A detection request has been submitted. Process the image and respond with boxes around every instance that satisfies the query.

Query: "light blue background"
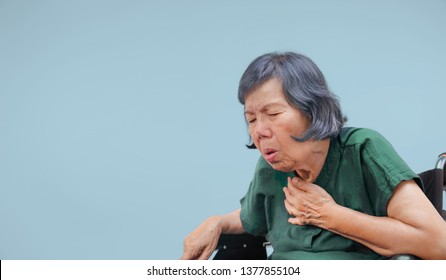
[1,0,445,259]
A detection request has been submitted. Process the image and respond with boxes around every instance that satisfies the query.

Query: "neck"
[294,139,330,182]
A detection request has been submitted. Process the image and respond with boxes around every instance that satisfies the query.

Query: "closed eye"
[268,112,282,117]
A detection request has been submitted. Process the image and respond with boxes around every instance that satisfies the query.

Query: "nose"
[254,118,272,140]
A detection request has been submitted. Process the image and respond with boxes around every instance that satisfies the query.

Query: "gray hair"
[238,52,347,145]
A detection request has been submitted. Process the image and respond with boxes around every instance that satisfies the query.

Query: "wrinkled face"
[244,78,313,173]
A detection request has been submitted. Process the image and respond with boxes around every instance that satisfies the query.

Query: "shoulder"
[339,127,417,183]
[339,127,389,146]
[338,127,394,154]
[338,127,404,168]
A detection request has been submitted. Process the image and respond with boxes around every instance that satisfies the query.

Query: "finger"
[292,177,310,192]
[285,182,307,202]
[180,251,195,260]
[284,199,297,216]
[289,177,305,192]
[197,252,210,260]
[288,216,303,225]
[197,246,216,260]
[291,176,300,186]
[286,177,299,195]
[283,186,292,200]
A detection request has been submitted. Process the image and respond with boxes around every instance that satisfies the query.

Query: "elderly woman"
[181,52,446,260]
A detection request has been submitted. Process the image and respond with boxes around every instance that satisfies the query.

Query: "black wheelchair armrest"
[212,233,268,260]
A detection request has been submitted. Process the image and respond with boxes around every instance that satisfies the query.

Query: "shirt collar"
[314,135,341,188]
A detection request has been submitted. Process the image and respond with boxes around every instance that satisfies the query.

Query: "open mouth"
[263,148,278,162]
[265,149,276,155]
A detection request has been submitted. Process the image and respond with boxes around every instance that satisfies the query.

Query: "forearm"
[325,205,406,256]
[325,204,445,259]
[217,208,245,234]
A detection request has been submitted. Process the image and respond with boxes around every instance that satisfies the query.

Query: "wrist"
[214,209,244,234]
[206,215,224,234]
[324,203,344,232]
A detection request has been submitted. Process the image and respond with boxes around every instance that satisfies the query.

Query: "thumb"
[292,177,310,192]
[180,252,192,260]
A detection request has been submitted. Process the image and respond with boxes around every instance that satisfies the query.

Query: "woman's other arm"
[180,209,245,260]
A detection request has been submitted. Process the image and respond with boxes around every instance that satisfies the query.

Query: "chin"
[268,161,294,173]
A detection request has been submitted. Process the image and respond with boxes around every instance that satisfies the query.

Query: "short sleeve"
[359,129,422,216]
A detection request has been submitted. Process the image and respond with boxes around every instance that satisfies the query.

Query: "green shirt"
[240,128,422,260]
